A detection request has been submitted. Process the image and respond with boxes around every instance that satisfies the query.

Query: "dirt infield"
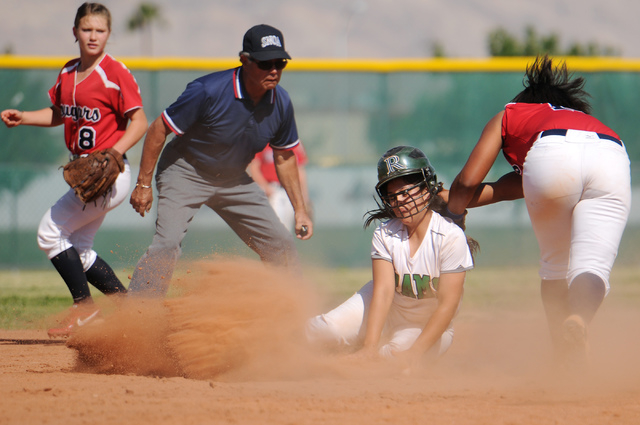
[2,261,640,425]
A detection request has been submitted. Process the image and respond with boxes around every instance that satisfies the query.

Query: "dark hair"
[511,55,592,114]
[74,2,111,31]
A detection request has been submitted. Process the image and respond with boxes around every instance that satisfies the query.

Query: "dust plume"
[67,298,180,376]
[68,258,640,395]
[68,258,362,380]
[163,258,325,381]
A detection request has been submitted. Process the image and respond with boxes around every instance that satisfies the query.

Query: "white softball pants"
[267,182,295,233]
[306,280,454,358]
[37,162,131,271]
[522,130,631,293]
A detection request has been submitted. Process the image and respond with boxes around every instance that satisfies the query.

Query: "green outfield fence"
[1,56,638,270]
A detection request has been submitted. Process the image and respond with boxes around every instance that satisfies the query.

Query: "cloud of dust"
[67,298,181,376]
[67,258,640,395]
[424,301,640,398]
[68,258,383,381]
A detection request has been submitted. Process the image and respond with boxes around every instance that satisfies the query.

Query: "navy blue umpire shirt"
[161,67,300,179]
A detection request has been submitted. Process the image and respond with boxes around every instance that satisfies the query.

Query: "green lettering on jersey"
[395,273,436,299]
[413,274,431,299]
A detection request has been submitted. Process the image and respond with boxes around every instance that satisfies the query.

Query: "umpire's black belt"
[540,128,622,147]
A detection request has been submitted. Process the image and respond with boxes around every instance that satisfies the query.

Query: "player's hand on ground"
[392,348,423,375]
[130,185,153,217]
[1,109,23,127]
[342,346,380,363]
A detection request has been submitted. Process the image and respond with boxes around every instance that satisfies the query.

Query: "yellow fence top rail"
[2,55,640,72]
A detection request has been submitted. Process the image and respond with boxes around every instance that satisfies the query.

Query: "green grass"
[0,295,69,329]
[1,270,101,329]
[3,264,639,330]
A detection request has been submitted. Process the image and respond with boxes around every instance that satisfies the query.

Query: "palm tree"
[127,2,165,56]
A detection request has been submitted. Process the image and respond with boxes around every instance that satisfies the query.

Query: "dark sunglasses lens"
[256,59,287,70]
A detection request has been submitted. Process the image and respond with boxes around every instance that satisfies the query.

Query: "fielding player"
[306,146,477,370]
[128,24,312,297]
[446,55,631,368]
[0,2,147,337]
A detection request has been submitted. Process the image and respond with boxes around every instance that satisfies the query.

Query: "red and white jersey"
[48,54,143,155]
[501,102,619,173]
[255,143,308,184]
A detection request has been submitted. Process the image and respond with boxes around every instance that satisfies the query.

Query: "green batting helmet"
[375,146,439,199]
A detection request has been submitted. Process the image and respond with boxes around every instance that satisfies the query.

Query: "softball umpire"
[129,24,312,297]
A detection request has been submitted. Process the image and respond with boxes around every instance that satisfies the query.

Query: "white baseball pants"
[522,129,631,293]
[37,162,131,271]
[306,280,454,358]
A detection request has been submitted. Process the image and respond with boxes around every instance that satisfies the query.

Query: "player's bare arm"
[130,116,172,217]
[273,147,313,239]
[1,106,62,128]
[110,108,148,156]
[400,271,465,367]
[466,172,524,208]
[448,111,504,215]
[357,259,396,356]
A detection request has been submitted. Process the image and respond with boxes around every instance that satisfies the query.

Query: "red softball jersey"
[501,102,619,174]
[48,54,143,156]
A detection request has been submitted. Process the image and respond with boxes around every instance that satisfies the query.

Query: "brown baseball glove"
[63,148,125,206]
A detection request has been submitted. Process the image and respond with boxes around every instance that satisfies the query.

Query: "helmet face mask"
[375,146,439,218]
[378,178,431,219]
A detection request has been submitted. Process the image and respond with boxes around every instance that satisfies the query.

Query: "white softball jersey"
[307,212,474,358]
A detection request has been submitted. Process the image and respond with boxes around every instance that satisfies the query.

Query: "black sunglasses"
[250,57,288,71]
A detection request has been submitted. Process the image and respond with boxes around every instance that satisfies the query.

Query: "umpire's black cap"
[242,24,291,61]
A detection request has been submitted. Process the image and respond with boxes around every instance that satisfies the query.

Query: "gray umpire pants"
[128,150,299,297]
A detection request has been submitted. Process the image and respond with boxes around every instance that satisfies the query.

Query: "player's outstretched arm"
[467,172,524,208]
[448,111,504,215]
[1,106,62,128]
[395,271,465,371]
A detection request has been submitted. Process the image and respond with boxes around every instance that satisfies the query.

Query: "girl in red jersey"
[445,55,631,369]
[1,3,147,337]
